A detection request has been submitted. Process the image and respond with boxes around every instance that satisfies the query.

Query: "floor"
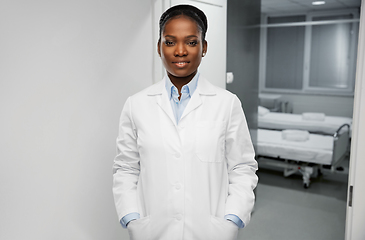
[238,159,349,240]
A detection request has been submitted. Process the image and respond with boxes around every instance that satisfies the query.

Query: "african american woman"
[113,4,258,240]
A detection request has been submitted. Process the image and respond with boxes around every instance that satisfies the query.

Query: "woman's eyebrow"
[185,35,198,39]
[164,35,176,38]
[163,35,198,39]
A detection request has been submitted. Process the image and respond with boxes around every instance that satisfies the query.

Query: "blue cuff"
[120,212,140,228]
[224,214,245,228]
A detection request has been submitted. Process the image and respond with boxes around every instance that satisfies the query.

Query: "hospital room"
[242,0,360,239]
[1,0,365,240]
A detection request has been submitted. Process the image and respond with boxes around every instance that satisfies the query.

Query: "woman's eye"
[164,41,174,46]
[188,41,198,46]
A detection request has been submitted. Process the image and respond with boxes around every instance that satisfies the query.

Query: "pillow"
[302,112,325,121]
[282,130,310,142]
[258,106,270,116]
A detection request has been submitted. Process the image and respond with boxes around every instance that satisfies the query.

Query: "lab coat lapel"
[147,79,176,126]
[180,76,216,122]
[180,89,202,121]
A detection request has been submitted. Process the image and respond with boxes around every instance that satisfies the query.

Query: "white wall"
[0,0,154,239]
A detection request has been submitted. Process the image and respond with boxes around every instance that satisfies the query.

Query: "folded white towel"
[282,130,310,142]
[302,112,326,121]
[258,106,270,116]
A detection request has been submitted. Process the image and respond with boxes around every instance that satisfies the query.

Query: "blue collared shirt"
[165,72,199,124]
[120,72,244,229]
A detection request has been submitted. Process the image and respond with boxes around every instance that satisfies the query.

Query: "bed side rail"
[331,123,350,167]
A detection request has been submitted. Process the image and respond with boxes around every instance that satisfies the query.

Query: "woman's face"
[158,16,207,81]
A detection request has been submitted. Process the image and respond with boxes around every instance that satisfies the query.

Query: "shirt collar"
[165,72,200,99]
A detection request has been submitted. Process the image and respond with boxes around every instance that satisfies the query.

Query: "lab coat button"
[176,214,183,221]
[175,153,181,158]
[175,184,181,190]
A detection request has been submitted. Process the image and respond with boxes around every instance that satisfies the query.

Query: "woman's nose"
[174,43,187,56]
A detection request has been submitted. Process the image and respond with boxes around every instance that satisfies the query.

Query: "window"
[309,14,354,90]
[260,9,359,95]
[266,15,305,90]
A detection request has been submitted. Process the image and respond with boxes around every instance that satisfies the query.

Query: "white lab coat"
[113,76,258,240]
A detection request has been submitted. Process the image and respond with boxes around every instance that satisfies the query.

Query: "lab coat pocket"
[196,121,226,162]
[210,216,239,240]
[127,216,151,240]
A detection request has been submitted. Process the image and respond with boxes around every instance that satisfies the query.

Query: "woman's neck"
[167,71,197,94]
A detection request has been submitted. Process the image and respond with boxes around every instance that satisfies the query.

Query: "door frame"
[345,1,365,239]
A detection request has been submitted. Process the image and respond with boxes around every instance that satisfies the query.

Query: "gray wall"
[278,93,354,118]
[226,0,261,144]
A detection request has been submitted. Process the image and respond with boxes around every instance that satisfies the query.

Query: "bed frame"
[256,124,350,188]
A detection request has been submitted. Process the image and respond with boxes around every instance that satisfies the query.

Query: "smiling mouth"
[173,61,190,67]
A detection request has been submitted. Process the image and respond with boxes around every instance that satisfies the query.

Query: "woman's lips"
[173,61,189,68]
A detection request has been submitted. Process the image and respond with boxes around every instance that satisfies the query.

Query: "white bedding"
[258,111,352,136]
[256,129,334,165]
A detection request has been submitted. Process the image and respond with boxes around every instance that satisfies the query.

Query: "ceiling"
[261,0,361,14]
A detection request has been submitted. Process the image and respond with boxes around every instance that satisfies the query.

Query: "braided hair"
[158,4,208,42]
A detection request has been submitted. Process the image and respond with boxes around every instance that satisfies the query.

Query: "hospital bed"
[256,123,350,188]
[258,106,352,136]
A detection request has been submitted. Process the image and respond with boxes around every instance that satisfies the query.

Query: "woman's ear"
[157,41,161,57]
[202,40,208,57]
